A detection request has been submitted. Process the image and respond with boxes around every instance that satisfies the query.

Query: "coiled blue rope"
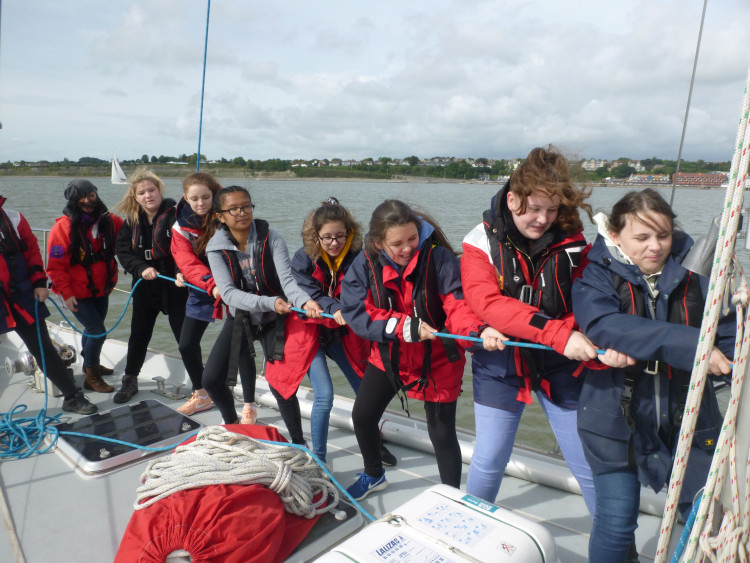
[0,288,198,460]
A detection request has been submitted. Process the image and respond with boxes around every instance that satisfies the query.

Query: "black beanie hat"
[64,179,98,202]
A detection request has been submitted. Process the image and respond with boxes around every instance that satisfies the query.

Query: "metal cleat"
[151,376,187,400]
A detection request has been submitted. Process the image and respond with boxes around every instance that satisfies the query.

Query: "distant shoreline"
[0,167,730,190]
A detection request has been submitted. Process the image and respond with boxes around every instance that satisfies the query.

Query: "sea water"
[1,176,740,450]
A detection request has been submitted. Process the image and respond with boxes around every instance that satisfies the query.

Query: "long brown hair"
[182,172,223,255]
[509,145,592,234]
[365,199,455,256]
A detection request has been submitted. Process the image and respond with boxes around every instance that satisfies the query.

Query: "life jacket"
[152,207,177,263]
[70,217,118,297]
[363,237,460,408]
[0,209,29,300]
[218,219,286,382]
[482,208,584,317]
[482,207,585,394]
[613,270,714,461]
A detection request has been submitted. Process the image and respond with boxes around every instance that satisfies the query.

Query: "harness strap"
[227,311,255,388]
[620,373,639,468]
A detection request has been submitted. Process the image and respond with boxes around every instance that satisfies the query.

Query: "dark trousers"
[202,315,257,423]
[124,283,185,376]
[269,385,305,444]
[352,363,462,487]
[178,316,210,391]
[71,296,109,368]
[14,312,78,399]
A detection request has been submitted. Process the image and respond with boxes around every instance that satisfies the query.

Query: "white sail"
[111,155,128,184]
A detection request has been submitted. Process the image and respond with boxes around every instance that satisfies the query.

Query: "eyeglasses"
[220,204,255,217]
[319,234,347,245]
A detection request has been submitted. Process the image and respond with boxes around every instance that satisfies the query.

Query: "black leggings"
[352,363,462,487]
[202,315,257,423]
[14,312,78,400]
[269,385,305,445]
[178,316,209,391]
[124,283,185,376]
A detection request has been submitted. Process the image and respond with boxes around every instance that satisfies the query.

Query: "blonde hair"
[115,167,165,224]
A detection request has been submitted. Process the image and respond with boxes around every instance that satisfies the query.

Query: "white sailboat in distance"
[111,154,128,184]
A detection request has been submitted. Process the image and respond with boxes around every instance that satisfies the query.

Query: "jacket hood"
[587,211,694,280]
[379,217,435,271]
[176,197,203,229]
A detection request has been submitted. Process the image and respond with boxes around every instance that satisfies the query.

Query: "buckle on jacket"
[644,360,659,375]
[519,285,533,305]
[144,249,153,260]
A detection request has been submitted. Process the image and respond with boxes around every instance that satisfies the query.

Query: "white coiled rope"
[134,426,339,519]
[654,63,750,562]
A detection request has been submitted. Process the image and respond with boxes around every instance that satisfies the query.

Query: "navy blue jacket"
[573,230,733,501]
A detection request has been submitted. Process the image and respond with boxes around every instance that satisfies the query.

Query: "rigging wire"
[196,0,210,172]
[668,0,708,208]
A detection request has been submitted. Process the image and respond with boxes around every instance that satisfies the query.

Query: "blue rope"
[289,306,606,354]
[157,273,208,294]
[257,439,376,522]
[671,495,701,562]
[46,277,144,338]
[0,291,196,460]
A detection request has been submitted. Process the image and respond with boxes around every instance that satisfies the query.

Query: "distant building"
[582,158,608,171]
[628,174,670,184]
[673,172,727,186]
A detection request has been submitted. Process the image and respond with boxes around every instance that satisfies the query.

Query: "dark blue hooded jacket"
[572,227,733,505]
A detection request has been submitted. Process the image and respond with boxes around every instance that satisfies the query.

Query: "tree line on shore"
[1,153,731,182]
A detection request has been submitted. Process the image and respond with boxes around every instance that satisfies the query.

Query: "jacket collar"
[587,212,694,287]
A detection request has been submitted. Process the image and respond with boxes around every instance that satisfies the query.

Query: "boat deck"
[0,327,683,562]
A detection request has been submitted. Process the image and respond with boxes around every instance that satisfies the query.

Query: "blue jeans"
[589,470,641,562]
[71,296,109,368]
[467,393,596,516]
[308,339,362,461]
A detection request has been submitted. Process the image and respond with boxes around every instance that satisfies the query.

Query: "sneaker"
[240,403,258,424]
[62,391,98,415]
[380,443,397,467]
[177,392,213,415]
[346,470,388,501]
[113,375,139,404]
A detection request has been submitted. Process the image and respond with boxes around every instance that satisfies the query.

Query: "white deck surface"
[0,327,682,562]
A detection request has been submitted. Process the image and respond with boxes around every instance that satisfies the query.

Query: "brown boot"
[83,366,114,393]
[98,364,114,376]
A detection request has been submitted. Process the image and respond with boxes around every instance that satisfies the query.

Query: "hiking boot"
[241,403,258,424]
[62,391,98,415]
[380,443,397,466]
[346,470,388,501]
[113,375,139,404]
[177,391,214,415]
[83,366,114,393]
[98,364,114,376]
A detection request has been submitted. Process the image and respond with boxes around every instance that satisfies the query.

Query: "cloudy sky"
[1,0,749,163]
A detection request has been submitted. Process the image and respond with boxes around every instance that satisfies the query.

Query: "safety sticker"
[417,503,489,546]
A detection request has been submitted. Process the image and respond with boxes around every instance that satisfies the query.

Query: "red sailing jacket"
[341,222,484,403]
[0,199,50,331]
[46,213,123,300]
[263,247,369,399]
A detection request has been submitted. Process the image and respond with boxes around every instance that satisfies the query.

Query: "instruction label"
[417,502,490,546]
